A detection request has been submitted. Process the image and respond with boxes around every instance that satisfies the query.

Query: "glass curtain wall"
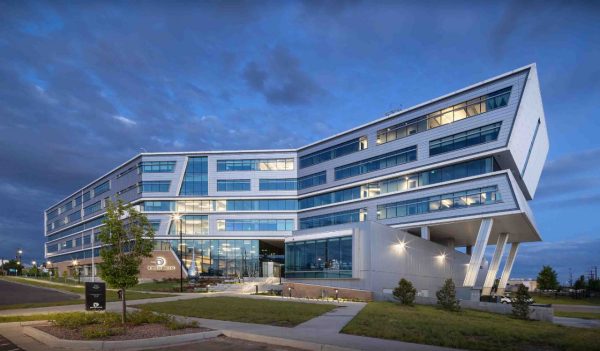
[164,239,260,277]
[285,236,352,278]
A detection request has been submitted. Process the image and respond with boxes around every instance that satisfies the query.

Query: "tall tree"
[536,265,559,291]
[97,200,155,324]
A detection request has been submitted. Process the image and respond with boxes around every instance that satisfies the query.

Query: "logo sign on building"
[147,256,176,271]
[85,282,106,311]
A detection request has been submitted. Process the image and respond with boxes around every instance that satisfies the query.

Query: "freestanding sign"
[85,282,106,311]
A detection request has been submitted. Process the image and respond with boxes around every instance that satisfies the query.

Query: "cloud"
[243,46,326,105]
[112,115,137,126]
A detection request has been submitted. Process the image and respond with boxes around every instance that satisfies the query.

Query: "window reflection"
[285,236,352,278]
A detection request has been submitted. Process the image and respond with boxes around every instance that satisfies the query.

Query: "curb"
[23,325,223,351]
[222,330,356,351]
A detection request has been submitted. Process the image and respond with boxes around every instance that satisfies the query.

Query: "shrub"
[393,279,417,306]
[81,325,117,339]
[512,284,531,320]
[436,279,460,312]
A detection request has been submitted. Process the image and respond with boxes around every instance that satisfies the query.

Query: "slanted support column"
[482,233,509,296]
[421,226,430,240]
[463,218,493,287]
[496,243,520,296]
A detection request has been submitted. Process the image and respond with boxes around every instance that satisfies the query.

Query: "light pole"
[72,259,80,284]
[172,214,183,293]
[16,249,23,276]
[32,261,37,278]
[47,260,52,279]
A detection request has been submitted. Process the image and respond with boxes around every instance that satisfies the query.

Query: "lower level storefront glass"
[165,239,260,277]
[285,236,352,278]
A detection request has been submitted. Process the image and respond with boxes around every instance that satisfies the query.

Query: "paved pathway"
[552,304,600,313]
[0,292,461,351]
[0,280,79,306]
[553,316,600,329]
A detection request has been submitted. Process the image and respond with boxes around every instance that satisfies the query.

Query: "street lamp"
[32,261,37,278]
[172,214,183,293]
[16,249,23,276]
[72,259,80,284]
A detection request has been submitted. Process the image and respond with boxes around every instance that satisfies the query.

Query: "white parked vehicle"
[498,295,534,304]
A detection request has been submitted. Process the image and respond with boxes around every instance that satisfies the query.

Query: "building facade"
[44,64,548,298]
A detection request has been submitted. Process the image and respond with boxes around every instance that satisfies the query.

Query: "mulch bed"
[35,323,212,341]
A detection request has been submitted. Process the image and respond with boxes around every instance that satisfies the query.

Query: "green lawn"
[139,296,337,327]
[341,302,600,351]
[0,277,172,310]
[0,313,67,323]
[533,294,600,306]
[132,280,191,293]
[554,311,600,320]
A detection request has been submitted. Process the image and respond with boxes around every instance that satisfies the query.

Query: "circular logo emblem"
[155,257,166,267]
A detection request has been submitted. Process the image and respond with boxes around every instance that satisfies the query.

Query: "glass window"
[334,146,417,180]
[169,215,208,236]
[259,178,297,191]
[83,202,101,216]
[285,236,352,279]
[299,136,367,169]
[180,157,208,196]
[93,181,110,197]
[140,181,171,193]
[299,208,366,230]
[217,158,294,171]
[298,171,326,190]
[216,219,295,231]
[142,201,175,212]
[377,87,511,145]
[138,161,176,173]
[217,179,251,192]
[377,186,501,220]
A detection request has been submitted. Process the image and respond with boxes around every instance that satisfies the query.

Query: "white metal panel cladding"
[296,71,528,195]
[296,173,518,225]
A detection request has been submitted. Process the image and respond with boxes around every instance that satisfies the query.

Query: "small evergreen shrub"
[436,279,460,312]
[393,278,417,306]
[512,284,531,320]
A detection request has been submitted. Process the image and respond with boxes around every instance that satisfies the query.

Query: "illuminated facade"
[45,64,548,297]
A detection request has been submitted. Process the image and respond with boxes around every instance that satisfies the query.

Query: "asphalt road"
[0,279,79,306]
[0,334,24,351]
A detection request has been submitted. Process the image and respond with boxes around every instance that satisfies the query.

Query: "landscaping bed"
[33,311,207,340]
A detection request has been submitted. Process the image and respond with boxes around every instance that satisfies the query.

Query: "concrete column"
[421,226,430,240]
[481,233,509,296]
[463,218,493,287]
[496,243,519,295]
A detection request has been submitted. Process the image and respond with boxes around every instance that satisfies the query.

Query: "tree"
[393,278,417,305]
[1,259,23,276]
[512,284,531,320]
[436,279,460,312]
[97,199,155,324]
[536,265,559,291]
[574,275,587,290]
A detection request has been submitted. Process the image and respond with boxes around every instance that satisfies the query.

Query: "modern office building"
[44,64,548,299]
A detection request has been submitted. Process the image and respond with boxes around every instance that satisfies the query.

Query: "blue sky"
[0,1,599,283]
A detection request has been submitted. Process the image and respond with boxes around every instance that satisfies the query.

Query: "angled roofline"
[46,64,535,212]
[297,63,535,151]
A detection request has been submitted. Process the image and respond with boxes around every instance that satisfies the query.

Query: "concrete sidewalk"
[1,294,461,351]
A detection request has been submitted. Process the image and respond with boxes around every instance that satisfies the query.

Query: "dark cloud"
[243,46,326,105]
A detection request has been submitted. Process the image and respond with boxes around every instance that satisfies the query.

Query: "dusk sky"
[1,1,599,283]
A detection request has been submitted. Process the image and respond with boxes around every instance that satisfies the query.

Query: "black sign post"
[85,282,106,311]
